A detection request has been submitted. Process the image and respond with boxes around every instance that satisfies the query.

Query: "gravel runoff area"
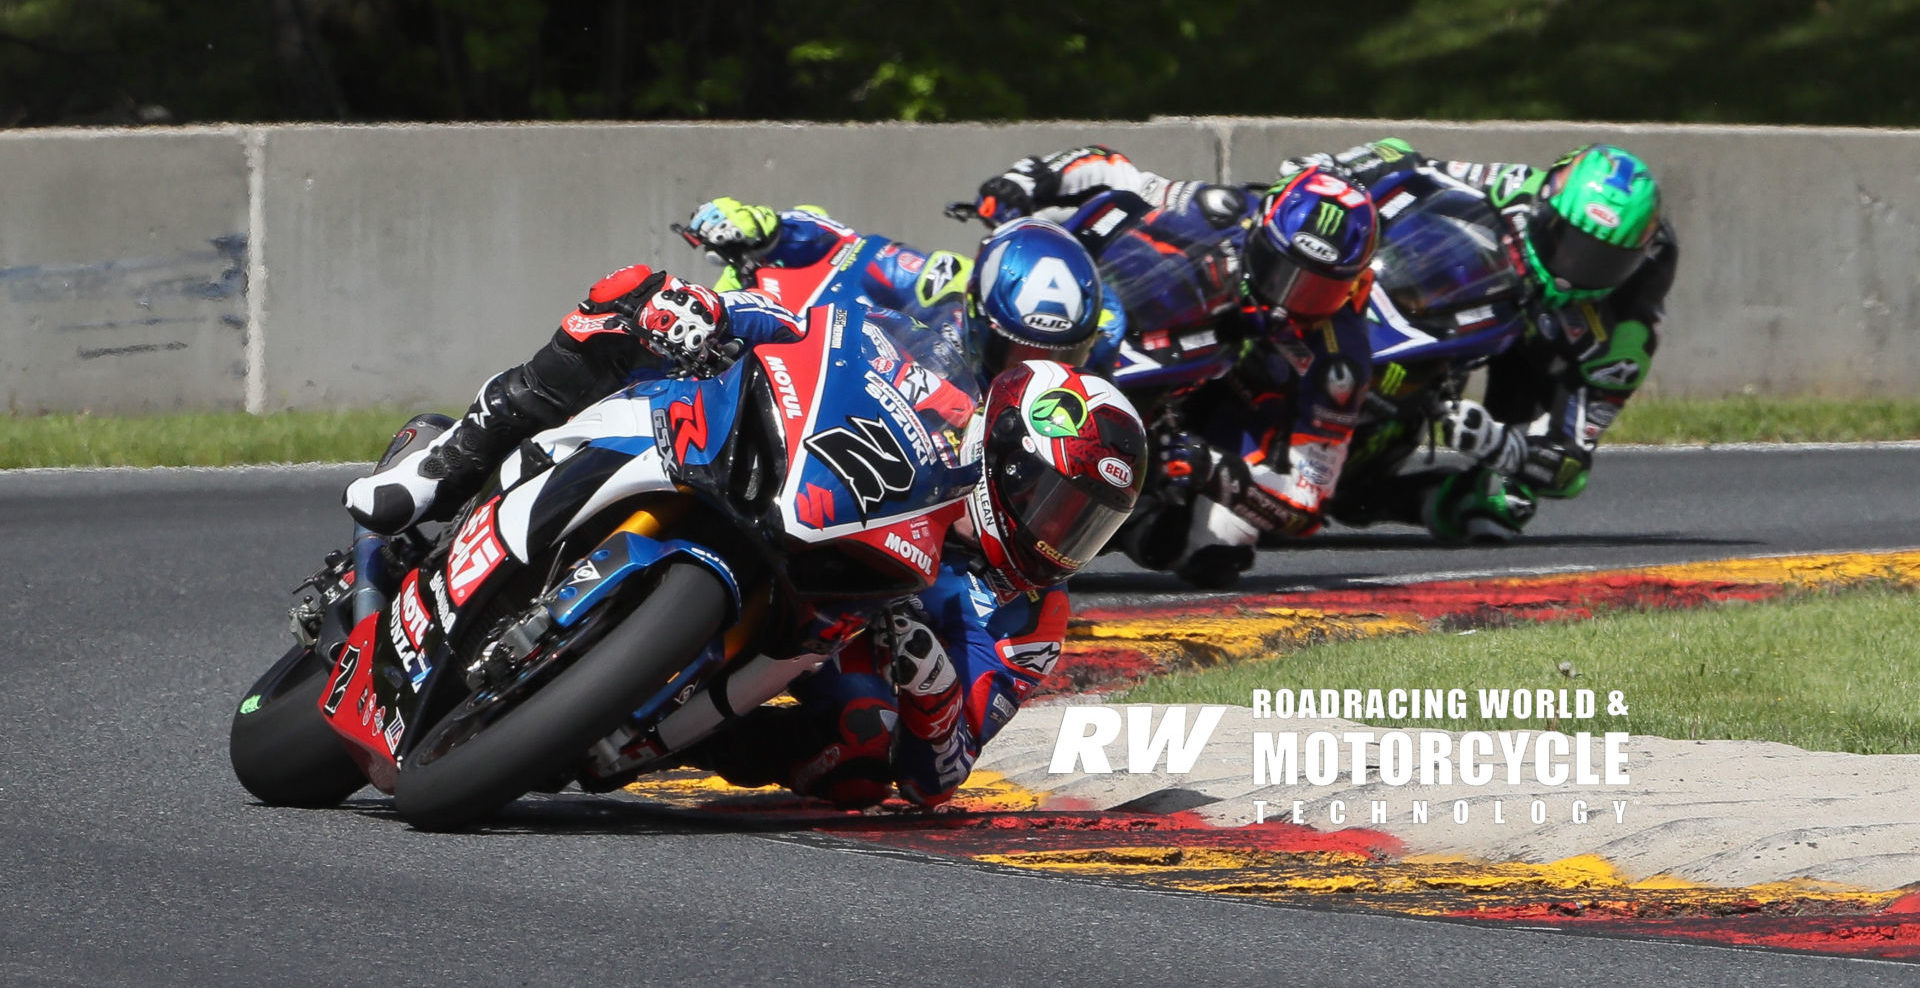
[978,703,1920,891]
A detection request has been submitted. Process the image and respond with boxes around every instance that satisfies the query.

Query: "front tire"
[230,644,369,808]
[392,561,729,831]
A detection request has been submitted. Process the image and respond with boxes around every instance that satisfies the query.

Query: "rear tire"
[230,644,368,808]
[392,561,729,831]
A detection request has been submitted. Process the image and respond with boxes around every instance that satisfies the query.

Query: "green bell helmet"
[1522,145,1661,308]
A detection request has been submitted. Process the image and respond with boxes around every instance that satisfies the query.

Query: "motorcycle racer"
[697,361,1146,807]
[1322,139,1676,541]
[683,196,1122,379]
[972,146,1379,587]
[343,263,1147,811]
[343,265,804,536]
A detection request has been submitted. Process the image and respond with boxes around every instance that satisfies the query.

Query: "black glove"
[974,156,1057,226]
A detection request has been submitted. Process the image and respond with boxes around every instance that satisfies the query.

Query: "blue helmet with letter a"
[968,217,1105,371]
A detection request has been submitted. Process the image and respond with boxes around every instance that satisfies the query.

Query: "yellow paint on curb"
[623,768,1047,812]
[1629,548,1920,587]
[975,845,1907,916]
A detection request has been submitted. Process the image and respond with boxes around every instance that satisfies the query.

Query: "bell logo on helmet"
[1097,456,1135,489]
[1291,233,1340,264]
[1011,255,1085,332]
[1028,388,1088,439]
[1584,202,1621,229]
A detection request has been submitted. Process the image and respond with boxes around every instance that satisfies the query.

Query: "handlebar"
[944,201,993,230]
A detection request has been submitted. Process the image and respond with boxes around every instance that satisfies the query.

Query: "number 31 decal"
[1304,172,1369,208]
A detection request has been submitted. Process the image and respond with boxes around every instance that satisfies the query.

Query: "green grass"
[0,408,437,469]
[1122,586,1920,755]
[0,395,1916,469]
[1607,396,1920,444]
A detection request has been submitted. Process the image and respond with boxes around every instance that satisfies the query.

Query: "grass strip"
[1606,395,1920,444]
[0,408,436,468]
[1121,586,1920,755]
[1,396,1917,469]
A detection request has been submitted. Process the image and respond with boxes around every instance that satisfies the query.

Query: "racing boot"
[343,369,564,534]
[1422,466,1537,544]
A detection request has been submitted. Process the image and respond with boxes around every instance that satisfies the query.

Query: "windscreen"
[1374,189,1522,319]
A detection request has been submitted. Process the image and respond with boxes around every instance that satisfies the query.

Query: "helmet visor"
[1244,232,1357,318]
[998,457,1133,585]
[1528,199,1647,293]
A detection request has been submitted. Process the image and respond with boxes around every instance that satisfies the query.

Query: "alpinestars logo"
[915,252,965,308]
[804,417,917,517]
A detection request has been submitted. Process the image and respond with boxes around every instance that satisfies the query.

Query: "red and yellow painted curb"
[1055,548,1920,693]
[625,549,1920,961]
[626,767,1920,962]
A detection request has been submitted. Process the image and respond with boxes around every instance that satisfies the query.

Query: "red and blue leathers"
[718,208,1128,381]
[743,555,1067,808]
[344,265,806,535]
[1000,148,1372,572]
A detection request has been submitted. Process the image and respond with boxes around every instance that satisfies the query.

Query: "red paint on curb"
[1074,576,1784,626]
[1452,903,1920,962]
[830,810,1406,861]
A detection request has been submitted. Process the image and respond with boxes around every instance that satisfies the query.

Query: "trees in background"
[2,0,1915,127]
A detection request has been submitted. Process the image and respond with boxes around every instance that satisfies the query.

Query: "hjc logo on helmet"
[1290,233,1340,264]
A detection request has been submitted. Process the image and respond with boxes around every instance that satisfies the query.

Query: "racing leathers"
[1327,138,1679,539]
[687,199,1128,380]
[977,146,1372,585]
[698,556,1068,808]
[343,265,803,535]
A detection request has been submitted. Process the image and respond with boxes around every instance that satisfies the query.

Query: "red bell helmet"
[967,360,1147,595]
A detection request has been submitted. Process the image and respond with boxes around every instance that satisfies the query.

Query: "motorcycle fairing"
[761,303,975,590]
[1063,190,1245,392]
[321,612,421,792]
[1363,171,1529,368]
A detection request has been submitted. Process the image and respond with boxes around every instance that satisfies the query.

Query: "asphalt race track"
[3,447,1918,987]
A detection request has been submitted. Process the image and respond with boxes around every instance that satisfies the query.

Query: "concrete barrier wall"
[0,128,251,413]
[256,122,1214,410]
[2,118,1917,412]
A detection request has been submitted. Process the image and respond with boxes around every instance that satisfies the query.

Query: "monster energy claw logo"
[1314,202,1345,237]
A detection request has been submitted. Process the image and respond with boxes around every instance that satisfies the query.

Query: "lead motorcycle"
[228,300,980,830]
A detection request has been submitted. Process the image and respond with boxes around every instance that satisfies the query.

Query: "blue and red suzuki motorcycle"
[228,302,979,830]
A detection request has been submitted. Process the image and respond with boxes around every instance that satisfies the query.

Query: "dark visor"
[1244,233,1356,318]
[1528,200,1647,292]
[1000,463,1132,583]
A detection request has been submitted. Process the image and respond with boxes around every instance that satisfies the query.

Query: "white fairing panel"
[496,392,684,552]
